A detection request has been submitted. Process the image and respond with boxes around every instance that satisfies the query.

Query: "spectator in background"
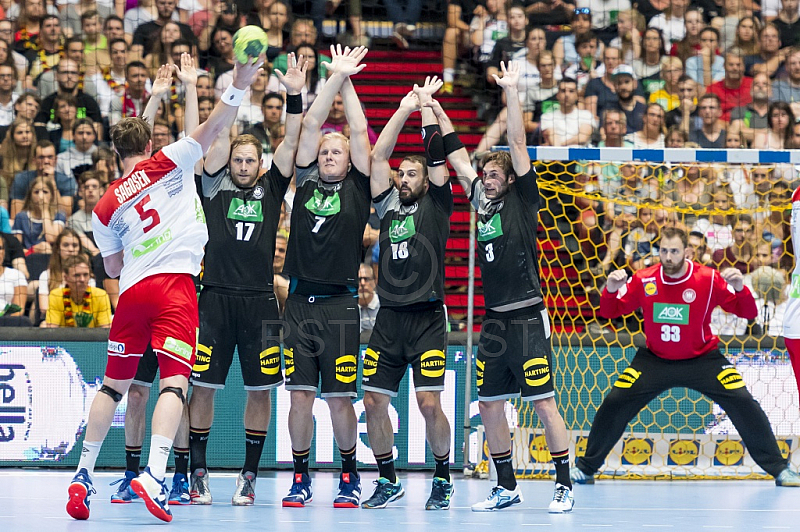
[634,28,667,90]
[692,184,735,251]
[584,46,623,121]
[730,16,761,55]
[272,19,331,77]
[712,214,755,273]
[610,9,646,65]
[443,0,486,93]
[37,37,87,107]
[523,51,560,144]
[792,121,800,148]
[564,32,602,95]
[554,8,601,71]
[196,73,214,100]
[772,47,800,116]
[758,181,792,270]
[198,96,214,124]
[752,101,795,149]
[66,172,102,256]
[144,22,185,79]
[649,0,690,44]
[61,2,114,40]
[629,103,666,147]
[685,27,725,88]
[0,118,35,190]
[666,125,688,146]
[728,72,771,147]
[665,75,700,134]
[320,93,379,144]
[670,7,704,63]
[13,177,65,254]
[0,238,27,324]
[0,64,19,127]
[37,228,93,321]
[109,61,149,126]
[56,118,97,181]
[525,0,575,28]
[35,59,103,138]
[486,3,527,87]
[662,164,711,226]
[610,64,646,133]
[84,39,129,120]
[626,203,673,271]
[773,0,800,49]
[0,20,29,80]
[151,118,174,153]
[763,0,800,22]
[578,0,632,44]
[687,230,711,265]
[11,140,75,219]
[124,0,159,37]
[267,42,325,113]
[132,0,197,58]
[91,146,119,186]
[244,92,283,161]
[103,15,126,44]
[690,93,727,147]
[744,24,785,79]
[717,0,750,52]
[540,78,595,147]
[25,15,63,84]
[385,0,422,49]
[649,56,683,111]
[81,10,111,72]
[45,254,111,329]
[206,26,236,82]
[358,262,379,332]
[470,0,508,72]
[264,1,291,61]
[706,51,752,122]
[750,265,788,336]
[236,68,268,132]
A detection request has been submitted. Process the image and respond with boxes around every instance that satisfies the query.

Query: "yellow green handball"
[233,26,269,65]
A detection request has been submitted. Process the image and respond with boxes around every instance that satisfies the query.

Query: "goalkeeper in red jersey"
[570,226,800,487]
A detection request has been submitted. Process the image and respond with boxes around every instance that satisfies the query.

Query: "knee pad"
[99,384,123,403]
[160,386,186,404]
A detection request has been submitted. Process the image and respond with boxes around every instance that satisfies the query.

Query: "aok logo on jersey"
[389,216,416,243]
[305,190,341,216]
[477,213,503,242]
[227,198,264,222]
[652,303,689,325]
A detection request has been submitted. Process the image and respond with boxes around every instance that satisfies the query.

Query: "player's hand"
[492,61,520,91]
[606,269,628,293]
[413,75,444,104]
[275,52,308,95]
[232,52,267,90]
[175,52,197,87]
[721,267,744,292]
[422,98,446,118]
[328,44,368,77]
[151,64,173,98]
[399,90,420,112]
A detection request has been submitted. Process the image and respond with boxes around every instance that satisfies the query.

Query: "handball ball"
[233,26,269,65]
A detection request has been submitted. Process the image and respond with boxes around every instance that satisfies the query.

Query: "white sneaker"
[471,485,523,512]
[232,471,257,506]
[548,483,574,513]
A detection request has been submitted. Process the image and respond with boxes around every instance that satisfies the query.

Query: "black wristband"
[443,132,465,156]
[423,125,446,167]
[286,94,303,114]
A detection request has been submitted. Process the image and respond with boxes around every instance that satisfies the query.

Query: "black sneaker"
[361,477,404,509]
[425,477,453,510]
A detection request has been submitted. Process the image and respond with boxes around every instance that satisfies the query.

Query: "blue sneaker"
[362,477,404,509]
[169,473,191,505]
[425,477,454,510]
[333,472,361,508]
[570,465,595,485]
[282,473,313,507]
[66,468,96,520]
[110,470,139,503]
[471,485,523,512]
[130,467,173,522]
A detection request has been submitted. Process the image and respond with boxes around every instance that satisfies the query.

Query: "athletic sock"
[443,68,455,83]
[340,445,358,476]
[189,427,210,473]
[434,452,450,482]
[243,429,267,475]
[147,434,173,481]
[491,450,517,490]
[292,448,311,476]
[173,446,190,478]
[77,441,103,476]
[375,451,396,483]
[125,445,142,474]
[551,449,572,489]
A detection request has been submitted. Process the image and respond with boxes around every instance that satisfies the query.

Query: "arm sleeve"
[372,187,400,219]
[200,165,226,198]
[515,167,539,205]
[295,162,320,188]
[266,162,292,198]
[161,137,204,182]
[599,276,642,319]
[91,211,123,256]
[428,179,454,216]
[714,271,758,320]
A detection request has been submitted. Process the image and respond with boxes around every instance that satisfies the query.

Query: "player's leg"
[232,293,283,506]
[67,291,149,520]
[168,403,191,505]
[573,348,668,482]
[692,350,800,486]
[319,296,362,507]
[187,288,238,504]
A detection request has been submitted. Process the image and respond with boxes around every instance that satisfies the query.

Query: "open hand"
[413,75,444,104]
[175,52,197,86]
[232,52,267,89]
[492,61,520,90]
[276,52,308,94]
[327,44,368,77]
[151,64,173,98]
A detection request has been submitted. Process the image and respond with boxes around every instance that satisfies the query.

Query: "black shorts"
[191,287,283,391]
[363,305,447,397]
[283,293,359,398]
[131,345,158,387]
[477,303,555,402]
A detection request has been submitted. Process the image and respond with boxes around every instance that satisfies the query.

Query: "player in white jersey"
[66,52,266,523]
[782,186,800,399]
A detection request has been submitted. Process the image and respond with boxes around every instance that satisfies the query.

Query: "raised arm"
[296,45,368,167]
[177,53,199,136]
[271,53,308,178]
[142,64,172,127]
[370,90,419,198]
[424,98,477,195]
[492,61,530,176]
[340,77,370,175]
[190,53,265,153]
[413,76,448,187]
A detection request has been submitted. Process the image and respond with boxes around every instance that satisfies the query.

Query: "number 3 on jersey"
[134,194,160,233]
[660,325,680,342]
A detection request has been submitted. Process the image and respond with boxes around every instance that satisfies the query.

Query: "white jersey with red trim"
[599,261,757,359]
[784,187,800,338]
[92,138,208,295]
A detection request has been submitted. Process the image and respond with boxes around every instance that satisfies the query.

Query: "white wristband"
[221,85,246,107]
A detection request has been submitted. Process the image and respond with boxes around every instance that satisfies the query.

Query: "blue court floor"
[1,470,797,530]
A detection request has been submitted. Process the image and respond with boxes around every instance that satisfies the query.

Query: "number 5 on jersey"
[134,194,161,233]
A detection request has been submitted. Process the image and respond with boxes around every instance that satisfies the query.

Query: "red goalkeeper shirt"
[599,261,757,360]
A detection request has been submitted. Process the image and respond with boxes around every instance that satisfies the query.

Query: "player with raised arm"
[108,55,198,508]
[429,61,575,513]
[65,51,266,523]
[361,77,454,510]
[186,52,307,507]
[571,227,800,488]
[281,45,371,509]
[782,186,800,399]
